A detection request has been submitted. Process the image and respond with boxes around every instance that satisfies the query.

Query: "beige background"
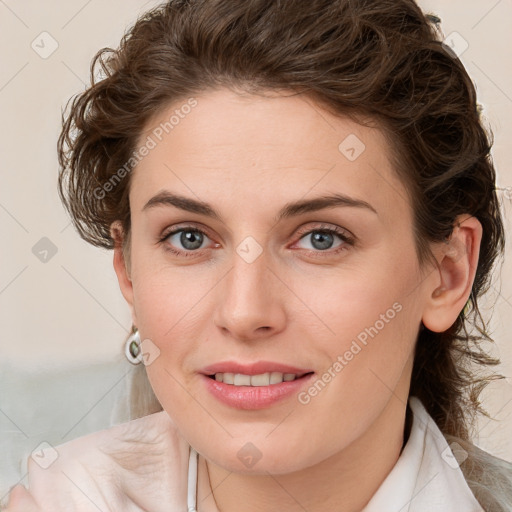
[0,0,511,496]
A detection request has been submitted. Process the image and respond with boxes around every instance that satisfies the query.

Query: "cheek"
[129,244,202,334]
[301,290,414,406]
[290,256,417,352]
[289,252,421,407]
[129,261,222,406]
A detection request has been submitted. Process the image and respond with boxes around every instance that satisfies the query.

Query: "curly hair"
[57,0,505,444]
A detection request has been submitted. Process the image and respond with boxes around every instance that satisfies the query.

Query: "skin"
[5,485,40,511]
[105,88,481,512]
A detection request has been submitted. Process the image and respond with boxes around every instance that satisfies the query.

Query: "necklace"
[187,447,198,512]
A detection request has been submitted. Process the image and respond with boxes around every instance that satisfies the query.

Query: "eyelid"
[159,221,355,257]
[293,223,355,243]
[160,222,216,241]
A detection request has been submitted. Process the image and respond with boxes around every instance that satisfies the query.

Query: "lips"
[200,360,315,410]
[200,360,313,377]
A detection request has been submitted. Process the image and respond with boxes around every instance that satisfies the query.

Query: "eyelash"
[158,223,355,259]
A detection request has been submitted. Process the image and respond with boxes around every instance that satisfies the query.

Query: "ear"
[110,220,137,326]
[421,214,482,333]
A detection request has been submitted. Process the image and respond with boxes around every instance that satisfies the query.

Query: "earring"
[125,328,142,365]
[463,296,473,316]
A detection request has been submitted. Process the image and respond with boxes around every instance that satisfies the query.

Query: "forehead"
[131,88,411,223]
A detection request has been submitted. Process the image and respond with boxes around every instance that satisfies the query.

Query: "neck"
[198,395,410,512]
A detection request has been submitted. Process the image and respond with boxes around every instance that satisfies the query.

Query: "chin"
[195,432,329,475]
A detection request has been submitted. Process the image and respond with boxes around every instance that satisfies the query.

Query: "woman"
[5,0,512,510]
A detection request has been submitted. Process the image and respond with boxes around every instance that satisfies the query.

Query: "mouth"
[206,371,314,386]
[200,363,316,410]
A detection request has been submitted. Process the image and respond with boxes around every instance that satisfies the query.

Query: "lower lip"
[201,373,315,410]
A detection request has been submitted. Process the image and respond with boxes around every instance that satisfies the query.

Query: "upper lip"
[200,360,314,377]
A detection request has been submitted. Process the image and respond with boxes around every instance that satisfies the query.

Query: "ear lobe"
[421,215,482,333]
[110,220,137,326]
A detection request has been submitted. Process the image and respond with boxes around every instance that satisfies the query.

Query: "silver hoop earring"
[125,328,142,365]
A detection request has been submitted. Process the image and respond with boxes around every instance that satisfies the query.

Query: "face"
[116,88,435,474]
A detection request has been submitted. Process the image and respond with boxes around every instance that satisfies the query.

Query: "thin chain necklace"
[187,447,198,511]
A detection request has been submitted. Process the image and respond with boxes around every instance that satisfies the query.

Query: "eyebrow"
[142,191,378,221]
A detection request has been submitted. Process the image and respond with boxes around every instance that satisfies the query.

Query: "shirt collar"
[362,396,484,512]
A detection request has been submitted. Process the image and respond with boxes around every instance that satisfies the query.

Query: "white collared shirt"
[362,397,483,511]
[25,397,486,511]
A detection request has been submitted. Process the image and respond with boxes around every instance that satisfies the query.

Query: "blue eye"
[161,227,212,257]
[297,229,345,251]
[293,225,354,256]
[159,223,354,259]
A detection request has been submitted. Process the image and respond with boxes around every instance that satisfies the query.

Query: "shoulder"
[409,397,512,511]
[445,434,512,512]
[27,411,190,512]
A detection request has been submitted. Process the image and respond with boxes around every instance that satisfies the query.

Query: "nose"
[213,245,287,343]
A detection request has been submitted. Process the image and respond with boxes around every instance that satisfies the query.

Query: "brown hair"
[57,0,505,441]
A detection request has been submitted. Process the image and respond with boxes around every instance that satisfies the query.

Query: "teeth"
[234,374,251,386]
[250,373,271,386]
[223,373,234,384]
[213,372,298,386]
[270,372,284,384]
